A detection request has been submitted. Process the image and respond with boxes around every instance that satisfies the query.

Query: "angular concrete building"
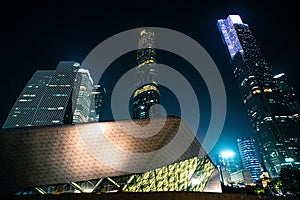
[0,116,221,194]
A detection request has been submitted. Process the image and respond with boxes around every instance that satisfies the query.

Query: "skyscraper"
[133,28,161,119]
[273,73,300,114]
[3,70,53,128]
[237,137,262,184]
[3,61,79,128]
[72,68,94,124]
[217,15,300,178]
[3,61,99,128]
[89,84,106,122]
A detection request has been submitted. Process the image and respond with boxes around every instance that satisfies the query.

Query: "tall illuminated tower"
[72,68,94,124]
[89,84,106,122]
[237,137,262,184]
[133,28,160,119]
[217,15,300,178]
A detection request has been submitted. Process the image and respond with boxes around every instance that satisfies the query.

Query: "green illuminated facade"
[123,156,215,192]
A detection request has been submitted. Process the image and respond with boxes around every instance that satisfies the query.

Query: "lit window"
[263,88,272,93]
[253,90,261,94]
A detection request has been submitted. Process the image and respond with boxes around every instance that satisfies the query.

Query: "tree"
[279,166,300,197]
[267,166,300,197]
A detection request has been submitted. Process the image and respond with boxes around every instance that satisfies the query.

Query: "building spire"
[133,28,161,119]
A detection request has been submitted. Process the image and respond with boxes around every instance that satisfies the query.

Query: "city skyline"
[217,14,300,178]
[1,0,299,158]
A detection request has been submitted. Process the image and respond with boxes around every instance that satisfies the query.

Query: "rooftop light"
[229,15,243,24]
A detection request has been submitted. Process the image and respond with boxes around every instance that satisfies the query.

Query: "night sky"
[1,0,299,158]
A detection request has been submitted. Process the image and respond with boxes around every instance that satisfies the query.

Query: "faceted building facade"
[237,137,262,183]
[123,156,216,192]
[217,15,300,178]
[133,28,161,119]
[0,116,221,194]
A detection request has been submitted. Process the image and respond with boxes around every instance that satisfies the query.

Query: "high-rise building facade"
[133,28,161,119]
[3,61,80,128]
[230,169,254,186]
[237,137,262,183]
[2,70,54,128]
[31,61,81,126]
[89,84,106,122]
[72,68,94,124]
[215,151,243,185]
[217,15,300,178]
[273,73,300,114]
[2,61,101,128]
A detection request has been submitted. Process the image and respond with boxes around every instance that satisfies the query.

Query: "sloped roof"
[0,116,210,193]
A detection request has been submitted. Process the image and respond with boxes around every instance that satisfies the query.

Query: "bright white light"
[190,178,201,186]
[285,158,294,162]
[83,188,93,193]
[229,15,243,24]
[221,150,235,158]
[73,62,80,67]
[273,73,285,79]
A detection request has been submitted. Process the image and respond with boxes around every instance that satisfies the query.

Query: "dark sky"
[1,0,299,158]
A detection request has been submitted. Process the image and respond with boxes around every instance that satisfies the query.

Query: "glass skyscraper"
[217,15,300,178]
[72,68,94,124]
[3,70,54,128]
[237,137,262,184]
[89,84,106,122]
[3,61,78,128]
[133,28,161,119]
[273,73,300,114]
[3,61,100,128]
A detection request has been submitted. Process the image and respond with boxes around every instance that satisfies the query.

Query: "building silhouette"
[133,28,161,119]
[217,15,300,178]
[237,137,262,184]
